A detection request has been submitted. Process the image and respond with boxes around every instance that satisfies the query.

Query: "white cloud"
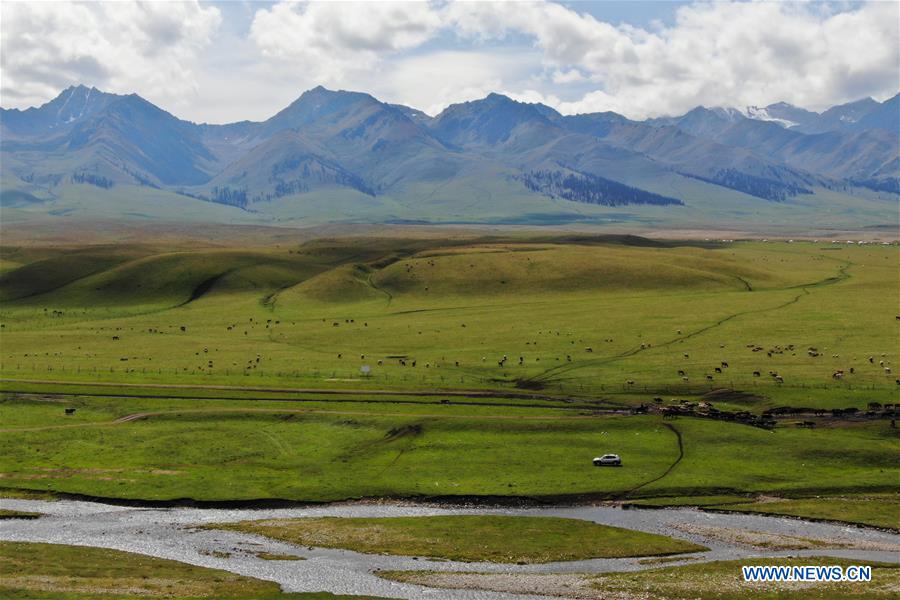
[249,0,442,85]
[0,1,221,111]
[445,0,900,118]
[2,1,896,123]
[371,49,543,115]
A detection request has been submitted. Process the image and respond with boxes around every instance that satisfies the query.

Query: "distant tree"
[521,169,682,207]
[71,172,113,189]
[681,169,813,201]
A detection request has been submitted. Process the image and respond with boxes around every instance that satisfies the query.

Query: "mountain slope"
[1,85,897,229]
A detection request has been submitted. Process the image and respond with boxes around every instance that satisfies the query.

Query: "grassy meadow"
[0,234,898,516]
[207,515,707,563]
[0,541,385,599]
[381,557,900,599]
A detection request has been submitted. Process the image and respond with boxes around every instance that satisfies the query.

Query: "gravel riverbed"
[1,498,897,599]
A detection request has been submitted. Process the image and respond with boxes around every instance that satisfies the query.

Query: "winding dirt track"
[526,258,852,384]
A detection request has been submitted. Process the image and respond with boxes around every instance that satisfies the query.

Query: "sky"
[1,0,898,124]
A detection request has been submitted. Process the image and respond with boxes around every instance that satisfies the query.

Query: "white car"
[593,454,622,467]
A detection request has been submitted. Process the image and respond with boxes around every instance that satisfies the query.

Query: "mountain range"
[1,85,897,230]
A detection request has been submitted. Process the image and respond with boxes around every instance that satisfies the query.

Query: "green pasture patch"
[623,495,752,508]
[0,509,41,519]
[590,557,900,599]
[0,541,385,599]
[380,557,899,599]
[209,515,706,563]
[706,495,900,530]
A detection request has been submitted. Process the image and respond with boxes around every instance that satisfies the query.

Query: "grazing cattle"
[653,397,663,404]
[832,371,844,379]
[678,369,686,376]
[753,370,761,377]
[112,336,119,341]
[869,356,875,363]
[886,367,893,374]
[64,408,76,415]
[337,353,342,359]
[715,367,722,373]
[850,367,855,374]
[682,376,689,382]
[585,347,593,353]
[706,375,714,381]
[683,353,690,358]
[625,380,635,385]
[775,375,784,383]
[721,361,729,368]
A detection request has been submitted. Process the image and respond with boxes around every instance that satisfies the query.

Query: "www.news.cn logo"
[742,565,872,582]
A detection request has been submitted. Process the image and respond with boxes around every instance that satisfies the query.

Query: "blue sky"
[2,1,897,123]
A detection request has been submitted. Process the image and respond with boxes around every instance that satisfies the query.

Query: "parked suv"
[593,454,622,466]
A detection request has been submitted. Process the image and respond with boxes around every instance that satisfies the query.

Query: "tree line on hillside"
[521,169,683,207]
[681,169,813,201]
[71,172,113,189]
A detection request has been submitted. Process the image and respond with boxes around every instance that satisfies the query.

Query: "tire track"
[620,423,683,499]
[527,259,852,384]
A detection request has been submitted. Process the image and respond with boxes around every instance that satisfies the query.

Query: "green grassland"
[208,515,706,563]
[381,557,900,599]
[0,541,383,599]
[0,394,896,504]
[704,495,900,530]
[0,235,897,515]
[1,236,897,401]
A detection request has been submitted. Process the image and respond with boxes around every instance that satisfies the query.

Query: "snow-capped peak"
[745,105,798,129]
